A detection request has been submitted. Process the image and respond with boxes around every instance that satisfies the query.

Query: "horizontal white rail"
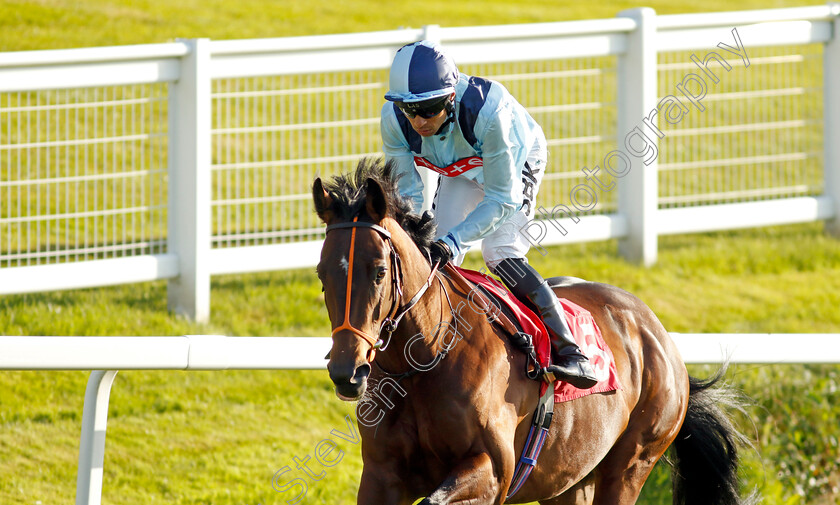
[670,333,840,364]
[656,4,840,29]
[2,334,839,371]
[438,18,638,40]
[209,19,639,79]
[207,193,833,273]
[0,43,188,92]
[657,20,833,52]
[205,213,631,275]
[0,60,182,92]
[209,29,425,55]
[209,240,324,275]
[0,335,331,370]
[0,255,179,296]
[657,196,835,235]
[0,42,189,68]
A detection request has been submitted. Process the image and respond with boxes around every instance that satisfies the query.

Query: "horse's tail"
[670,367,757,505]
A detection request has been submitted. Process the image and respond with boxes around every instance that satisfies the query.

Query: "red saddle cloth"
[454,267,622,403]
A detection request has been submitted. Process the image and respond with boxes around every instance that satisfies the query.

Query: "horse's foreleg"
[420,452,504,505]
[357,466,411,505]
[538,473,595,505]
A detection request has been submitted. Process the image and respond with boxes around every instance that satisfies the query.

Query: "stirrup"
[545,359,598,389]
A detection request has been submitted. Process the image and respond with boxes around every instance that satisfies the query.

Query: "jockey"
[380,40,597,389]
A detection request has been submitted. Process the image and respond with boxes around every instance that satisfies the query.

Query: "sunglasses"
[396,96,450,119]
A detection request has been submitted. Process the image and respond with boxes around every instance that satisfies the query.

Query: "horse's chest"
[396,399,483,458]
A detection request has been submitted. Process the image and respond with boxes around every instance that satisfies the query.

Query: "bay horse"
[312,158,752,505]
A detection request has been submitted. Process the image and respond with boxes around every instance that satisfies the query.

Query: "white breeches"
[432,159,545,270]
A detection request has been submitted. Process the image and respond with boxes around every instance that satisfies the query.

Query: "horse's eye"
[376,267,387,283]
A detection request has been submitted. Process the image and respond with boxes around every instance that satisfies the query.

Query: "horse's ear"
[312,178,333,223]
[365,178,388,222]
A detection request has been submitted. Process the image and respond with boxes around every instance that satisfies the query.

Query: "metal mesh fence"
[0,85,169,268]
[210,71,387,247]
[657,44,824,208]
[0,38,829,270]
[463,57,619,216]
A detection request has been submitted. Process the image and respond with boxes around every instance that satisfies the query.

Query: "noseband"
[325,216,439,362]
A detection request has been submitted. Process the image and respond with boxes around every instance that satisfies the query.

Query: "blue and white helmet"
[384,40,459,103]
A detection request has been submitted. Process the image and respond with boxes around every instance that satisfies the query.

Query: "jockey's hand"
[419,210,435,227]
[429,239,453,268]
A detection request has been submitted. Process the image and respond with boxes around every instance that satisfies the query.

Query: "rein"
[325,216,439,363]
[373,274,456,382]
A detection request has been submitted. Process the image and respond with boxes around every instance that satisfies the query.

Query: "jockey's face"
[403,93,454,137]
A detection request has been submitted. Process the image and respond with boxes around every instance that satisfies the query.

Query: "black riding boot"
[492,258,598,389]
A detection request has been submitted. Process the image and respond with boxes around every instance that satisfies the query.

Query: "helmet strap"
[434,97,456,136]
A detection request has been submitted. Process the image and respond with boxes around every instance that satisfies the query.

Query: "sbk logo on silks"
[414,156,483,177]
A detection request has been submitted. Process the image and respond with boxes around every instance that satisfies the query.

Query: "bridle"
[325,216,439,362]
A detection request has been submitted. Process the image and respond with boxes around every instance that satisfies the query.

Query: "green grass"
[2,222,840,504]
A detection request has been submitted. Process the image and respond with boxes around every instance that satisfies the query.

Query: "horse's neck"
[376,268,482,376]
[373,226,455,373]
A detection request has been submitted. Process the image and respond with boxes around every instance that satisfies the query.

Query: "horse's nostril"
[351,363,371,384]
[328,361,369,401]
[328,362,354,384]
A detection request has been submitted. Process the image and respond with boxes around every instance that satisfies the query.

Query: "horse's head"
[313,166,409,401]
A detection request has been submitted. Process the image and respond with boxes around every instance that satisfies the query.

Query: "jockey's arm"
[439,104,526,256]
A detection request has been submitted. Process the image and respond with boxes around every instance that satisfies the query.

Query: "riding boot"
[492,258,598,389]
[525,282,598,389]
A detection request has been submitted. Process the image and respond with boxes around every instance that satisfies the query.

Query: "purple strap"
[506,386,554,499]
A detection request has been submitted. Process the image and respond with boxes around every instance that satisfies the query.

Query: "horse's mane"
[318,157,437,255]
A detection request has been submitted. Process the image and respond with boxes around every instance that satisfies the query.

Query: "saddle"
[443,264,622,498]
[443,264,549,381]
[445,265,621,402]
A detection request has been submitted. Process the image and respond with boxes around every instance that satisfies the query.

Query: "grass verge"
[1,222,839,503]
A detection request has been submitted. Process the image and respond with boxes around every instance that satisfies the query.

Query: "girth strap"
[443,264,556,498]
[507,384,555,499]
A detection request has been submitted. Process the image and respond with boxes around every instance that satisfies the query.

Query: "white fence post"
[616,8,659,266]
[168,38,212,322]
[825,4,840,237]
[75,370,118,505]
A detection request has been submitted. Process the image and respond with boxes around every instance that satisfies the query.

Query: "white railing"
[2,5,840,321]
[2,334,839,505]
